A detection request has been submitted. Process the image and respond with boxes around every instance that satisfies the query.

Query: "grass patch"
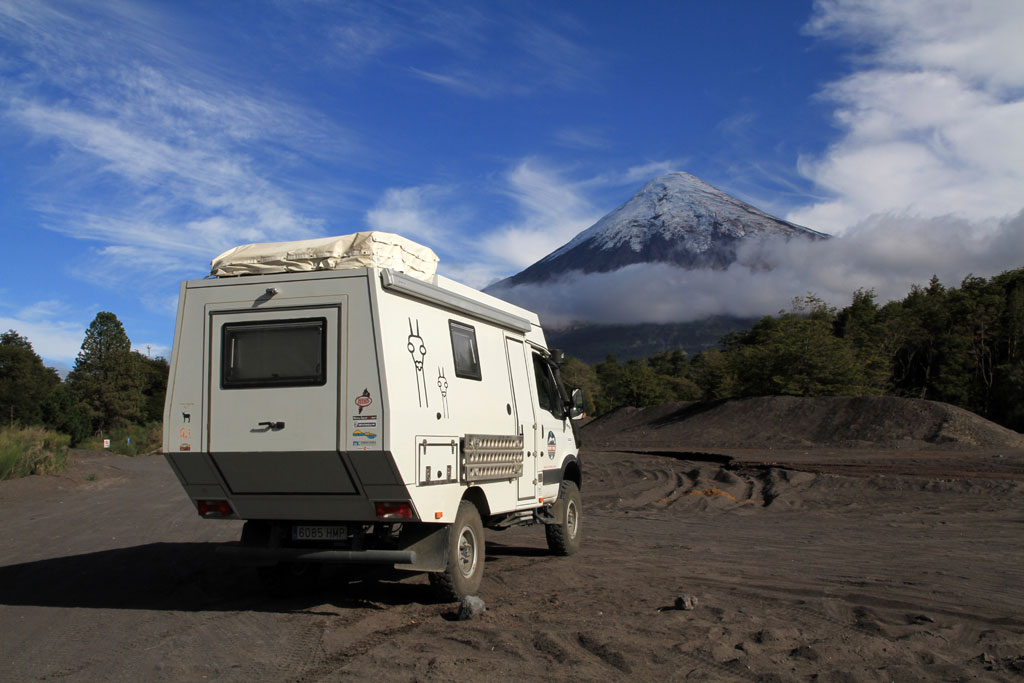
[81,422,162,456]
[0,427,71,480]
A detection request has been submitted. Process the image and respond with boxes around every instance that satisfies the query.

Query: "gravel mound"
[582,396,1024,451]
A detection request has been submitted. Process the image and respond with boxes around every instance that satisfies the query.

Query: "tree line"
[560,267,1024,432]
[4,267,1023,450]
[0,312,168,445]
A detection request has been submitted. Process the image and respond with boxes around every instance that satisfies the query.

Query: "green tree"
[595,355,681,410]
[42,384,91,445]
[0,330,60,426]
[136,352,169,423]
[689,348,737,400]
[66,312,143,433]
[724,297,877,397]
[557,355,599,415]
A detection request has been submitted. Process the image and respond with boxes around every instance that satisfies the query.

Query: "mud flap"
[535,499,565,525]
[393,523,450,573]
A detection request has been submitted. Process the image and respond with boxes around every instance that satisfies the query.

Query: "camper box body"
[162,235,582,589]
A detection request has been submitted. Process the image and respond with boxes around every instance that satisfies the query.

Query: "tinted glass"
[449,321,482,380]
[222,318,326,388]
[532,353,561,414]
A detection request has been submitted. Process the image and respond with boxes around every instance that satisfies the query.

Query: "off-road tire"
[545,480,581,556]
[429,500,484,601]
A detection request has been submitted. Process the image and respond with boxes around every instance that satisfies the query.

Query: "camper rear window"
[221,318,326,389]
[449,321,482,380]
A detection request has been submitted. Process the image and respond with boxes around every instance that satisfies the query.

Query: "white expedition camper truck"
[162,232,584,599]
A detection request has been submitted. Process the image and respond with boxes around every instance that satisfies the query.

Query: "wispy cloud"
[332,2,598,98]
[366,185,455,245]
[619,160,689,186]
[0,307,85,365]
[791,0,1024,232]
[0,0,350,285]
[553,126,610,150]
[479,161,603,271]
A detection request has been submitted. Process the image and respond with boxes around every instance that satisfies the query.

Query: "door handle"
[258,421,286,431]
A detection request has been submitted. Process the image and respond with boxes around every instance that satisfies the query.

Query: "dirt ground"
[2,425,1024,680]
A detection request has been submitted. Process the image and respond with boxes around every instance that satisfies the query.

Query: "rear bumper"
[217,521,451,572]
[216,545,416,566]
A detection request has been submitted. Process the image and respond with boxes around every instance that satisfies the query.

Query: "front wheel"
[429,500,485,601]
[545,480,581,555]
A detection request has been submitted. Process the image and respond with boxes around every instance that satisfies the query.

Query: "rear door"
[208,305,351,494]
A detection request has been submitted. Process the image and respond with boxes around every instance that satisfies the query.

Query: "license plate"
[292,524,347,541]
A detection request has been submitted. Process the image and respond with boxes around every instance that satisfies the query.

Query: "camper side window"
[449,321,481,380]
[221,318,326,389]
[532,353,562,416]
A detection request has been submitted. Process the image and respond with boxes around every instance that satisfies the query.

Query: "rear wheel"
[545,480,581,555]
[429,501,484,601]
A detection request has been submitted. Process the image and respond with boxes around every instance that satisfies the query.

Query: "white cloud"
[805,0,1024,90]
[791,0,1024,233]
[366,186,453,245]
[0,0,346,287]
[492,211,1024,328]
[620,160,689,186]
[0,313,84,364]
[479,160,603,271]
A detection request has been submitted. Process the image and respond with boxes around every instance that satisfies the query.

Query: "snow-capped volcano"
[489,172,829,288]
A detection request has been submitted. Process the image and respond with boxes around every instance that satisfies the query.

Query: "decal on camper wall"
[355,388,372,414]
[547,431,557,459]
[407,318,428,408]
[437,367,449,419]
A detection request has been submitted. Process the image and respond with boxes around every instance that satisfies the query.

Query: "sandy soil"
[1,419,1024,680]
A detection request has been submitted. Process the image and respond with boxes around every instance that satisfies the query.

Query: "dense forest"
[0,312,168,461]
[560,267,1024,432]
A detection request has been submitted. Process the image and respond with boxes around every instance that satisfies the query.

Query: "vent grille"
[462,434,524,483]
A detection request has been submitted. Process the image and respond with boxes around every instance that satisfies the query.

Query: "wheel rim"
[566,499,579,539]
[457,525,478,578]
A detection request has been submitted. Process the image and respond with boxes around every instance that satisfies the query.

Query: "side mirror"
[569,388,586,419]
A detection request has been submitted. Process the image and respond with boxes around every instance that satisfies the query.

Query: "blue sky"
[1,0,1023,371]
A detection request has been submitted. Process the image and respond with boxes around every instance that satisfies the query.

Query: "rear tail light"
[197,500,233,517]
[375,501,414,520]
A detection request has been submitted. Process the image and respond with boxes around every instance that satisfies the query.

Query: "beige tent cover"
[210,231,439,280]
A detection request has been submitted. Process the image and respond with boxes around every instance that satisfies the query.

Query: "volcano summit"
[489,172,829,289]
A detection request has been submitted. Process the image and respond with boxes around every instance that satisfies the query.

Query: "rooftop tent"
[210,231,440,281]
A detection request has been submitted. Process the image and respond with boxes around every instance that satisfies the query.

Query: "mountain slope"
[490,172,828,288]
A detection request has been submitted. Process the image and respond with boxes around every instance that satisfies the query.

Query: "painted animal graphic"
[407,318,428,407]
[437,366,449,418]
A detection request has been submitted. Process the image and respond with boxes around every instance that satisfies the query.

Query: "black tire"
[429,501,484,601]
[545,480,581,556]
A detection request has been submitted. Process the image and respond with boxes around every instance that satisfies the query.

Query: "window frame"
[532,352,563,416]
[220,316,328,390]
[448,320,482,381]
